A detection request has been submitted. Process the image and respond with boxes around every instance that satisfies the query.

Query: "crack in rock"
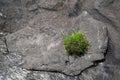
[28,0,82,17]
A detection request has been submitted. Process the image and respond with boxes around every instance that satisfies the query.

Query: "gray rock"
[95,0,120,60]
[93,0,120,80]
[0,38,29,80]
[6,12,108,76]
[76,0,120,80]
[26,71,79,80]
[0,0,82,33]
[0,52,30,80]
[0,66,29,80]
[37,0,78,10]
[0,37,8,54]
[0,36,29,80]
[1,0,120,80]
[79,63,110,80]
[28,0,82,17]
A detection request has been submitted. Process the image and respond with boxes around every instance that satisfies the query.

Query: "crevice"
[26,58,105,77]
[27,68,73,77]
[4,38,10,54]
[100,0,114,7]
[89,9,113,23]
[68,0,82,17]
[104,32,110,57]
[29,0,82,18]
[2,37,9,55]
[38,7,58,11]
[93,59,105,65]
[77,58,105,76]
[88,9,119,32]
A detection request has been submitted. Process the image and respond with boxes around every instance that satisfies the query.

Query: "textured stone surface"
[26,71,79,80]
[29,0,82,16]
[6,12,108,76]
[95,0,120,60]
[0,38,7,54]
[0,53,30,80]
[0,0,120,80]
[78,0,120,79]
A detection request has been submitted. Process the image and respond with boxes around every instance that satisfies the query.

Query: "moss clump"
[64,32,89,56]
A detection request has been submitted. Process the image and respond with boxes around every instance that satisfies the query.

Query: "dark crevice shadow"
[29,0,83,18]
[26,57,106,77]
[68,0,82,17]
[38,7,58,11]
[88,9,119,32]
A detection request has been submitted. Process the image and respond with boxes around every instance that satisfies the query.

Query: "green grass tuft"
[64,32,89,56]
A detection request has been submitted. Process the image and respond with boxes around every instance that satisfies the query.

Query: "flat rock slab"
[6,11,108,76]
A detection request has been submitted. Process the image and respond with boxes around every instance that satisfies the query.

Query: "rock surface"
[0,38,29,80]
[0,0,120,80]
[26,71,79,80]
[95,0,120,60]
[6,12,108,76]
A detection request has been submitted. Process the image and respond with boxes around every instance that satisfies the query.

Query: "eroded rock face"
[6,12,108,76]
[26,71,79,80]
[95,0,120,60]
[0,37,29,80]
[0,52,29,80]
[28,0,82,17]
[2,0,120,79]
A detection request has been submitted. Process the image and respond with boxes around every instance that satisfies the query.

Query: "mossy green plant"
[64,31,89,56]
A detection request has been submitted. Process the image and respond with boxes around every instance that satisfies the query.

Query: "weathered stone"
[37,0,79,10]
[27,0,82,17]
[0,38,8,54]
[0,52,30,80]
[95,0,120,60]
[79,63,109,80]
[1,0,120,80]
[26,71,79,80]
[6,12,108,76]
[78,0,120,79]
